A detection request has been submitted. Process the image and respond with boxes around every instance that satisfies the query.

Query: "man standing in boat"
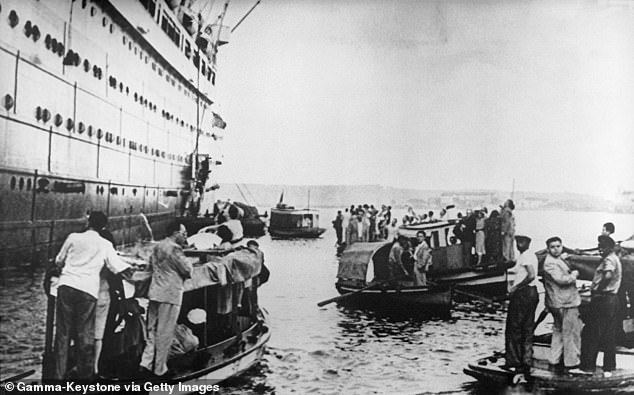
[503,235,539,373]
[333,210,344,246]
[574,235,622,376]
[543,236,582,371]
[52,211,130,380]
[140,221,193,377]
[414,231,433,286]
[501,199,516,265]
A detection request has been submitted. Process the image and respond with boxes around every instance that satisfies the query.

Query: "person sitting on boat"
[503,235,539,374]
[52,211,131,381]
[140,222,193,377]
[427,210,435,222]
[414,231,433,286]
[542,236,582,372]
[574,235,622,377]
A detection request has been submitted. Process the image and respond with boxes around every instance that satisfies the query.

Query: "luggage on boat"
[169,324,199,358]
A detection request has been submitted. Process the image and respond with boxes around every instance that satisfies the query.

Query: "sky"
[208,0,634,200]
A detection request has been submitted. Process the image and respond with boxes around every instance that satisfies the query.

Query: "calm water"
[1,209,633,394]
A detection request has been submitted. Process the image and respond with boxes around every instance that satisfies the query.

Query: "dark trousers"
[580,294,619,371]
[54,285,97,380]
[335,228,343,244]
[505,286,539,369]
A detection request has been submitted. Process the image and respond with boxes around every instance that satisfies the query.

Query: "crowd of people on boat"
[333,199,517,272]
[502,221,634,380]
[46,208,265,381]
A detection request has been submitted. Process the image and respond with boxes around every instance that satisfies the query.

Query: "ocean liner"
[0,0,236,264]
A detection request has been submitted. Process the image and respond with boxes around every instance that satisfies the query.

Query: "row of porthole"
[32,105,190,163]
[9,176,33,191]
[71,2,210,133]
[7,175,183,202]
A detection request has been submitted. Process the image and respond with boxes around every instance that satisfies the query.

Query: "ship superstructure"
[0,0,232,264]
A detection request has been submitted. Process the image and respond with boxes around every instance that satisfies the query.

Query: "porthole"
[128,42,132,50]
[102,17,107,27]
[122,188,125,196]
[132,188,137,196]
[18,177,24,190]
[96,185,100,194]
[81,0,87,9]
[90,6,96,17]
[26,178,32,190]
[109,24,114,34]
[122,36,127,45]
[10,176,16,189]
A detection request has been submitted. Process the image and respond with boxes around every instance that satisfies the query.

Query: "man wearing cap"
[503,235,539,373]
[543,236,582,371]
[574,236,622,376]
[53,211,130,380]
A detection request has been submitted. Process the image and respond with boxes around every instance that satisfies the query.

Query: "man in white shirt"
[53,211,130,380]
[503,235,539,373]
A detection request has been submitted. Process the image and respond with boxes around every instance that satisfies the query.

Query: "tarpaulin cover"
[122,242,263,292]
[337,242,385,281]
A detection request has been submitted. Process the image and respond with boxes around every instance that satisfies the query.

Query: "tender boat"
[334,242,453,316]
[268,204,325,239]
[41,242,270,390]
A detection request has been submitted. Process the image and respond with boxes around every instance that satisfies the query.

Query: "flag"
[279,191,284,204]
[212,112,226,129]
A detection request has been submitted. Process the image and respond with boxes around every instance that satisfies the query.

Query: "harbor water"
[1,209,633,394]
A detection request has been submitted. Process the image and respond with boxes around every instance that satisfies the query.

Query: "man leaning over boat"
[140,222,193,377]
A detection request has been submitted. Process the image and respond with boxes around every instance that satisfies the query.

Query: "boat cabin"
[270,209,320,230]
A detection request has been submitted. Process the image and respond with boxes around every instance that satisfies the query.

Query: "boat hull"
[464,342,634,393]
[335,282,453,315]
[269,227,326,239]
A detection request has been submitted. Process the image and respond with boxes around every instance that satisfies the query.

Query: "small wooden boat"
[464,334,634,393]
[465,251,634,394]
[41,242,271,390]
[334,242,453,315]
[269,204,326,238]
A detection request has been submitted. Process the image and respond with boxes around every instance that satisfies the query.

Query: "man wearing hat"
[574,235,622,376]
[503,235,539,373]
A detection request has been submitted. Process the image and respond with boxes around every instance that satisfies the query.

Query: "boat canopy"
[123,244,263,292]
[337,242,388,282]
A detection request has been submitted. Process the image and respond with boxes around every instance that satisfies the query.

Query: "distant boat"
[335,242,453,316]
[268,192,325,238]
